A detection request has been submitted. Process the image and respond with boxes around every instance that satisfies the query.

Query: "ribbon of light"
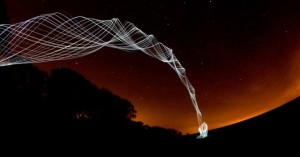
[0,12,208,138]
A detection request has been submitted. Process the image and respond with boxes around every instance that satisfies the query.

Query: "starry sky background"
[3,0,300,133]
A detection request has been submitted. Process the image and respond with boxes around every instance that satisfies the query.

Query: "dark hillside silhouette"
[186,96,300,154]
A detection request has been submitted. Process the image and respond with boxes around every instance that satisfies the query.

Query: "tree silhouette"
[0,65,47,128]
[47,68,136,131]
[0,64,183,147]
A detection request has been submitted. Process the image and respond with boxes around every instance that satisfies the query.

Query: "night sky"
[3,0,300,133]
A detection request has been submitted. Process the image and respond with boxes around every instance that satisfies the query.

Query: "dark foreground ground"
[2,97,299,155]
